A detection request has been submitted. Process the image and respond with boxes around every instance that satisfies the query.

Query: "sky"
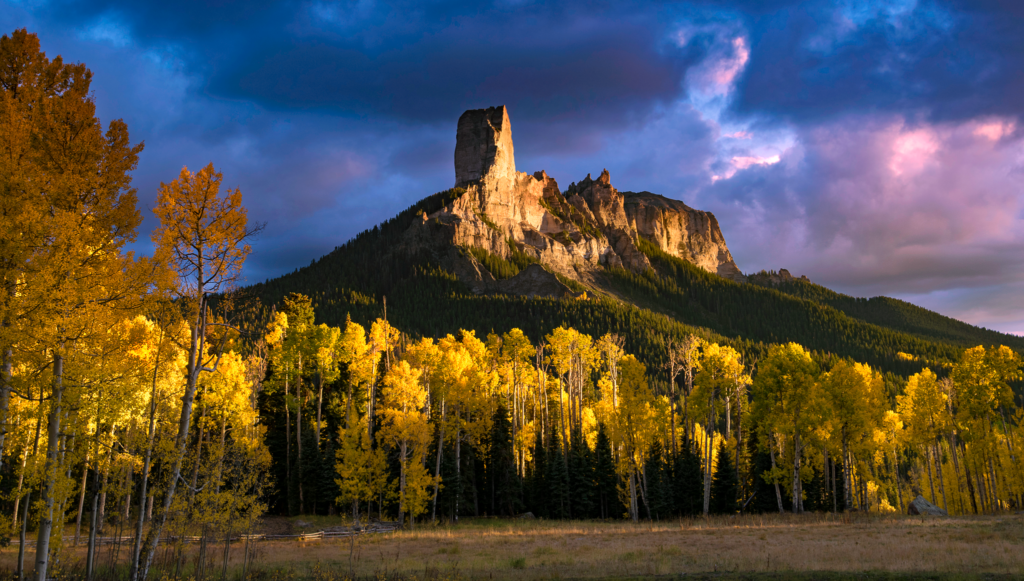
[4,0,1024,335]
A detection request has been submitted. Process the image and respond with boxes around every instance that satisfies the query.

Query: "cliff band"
[406,105,744,296]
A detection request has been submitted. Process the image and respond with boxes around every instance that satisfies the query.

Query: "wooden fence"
[9,522,401,547]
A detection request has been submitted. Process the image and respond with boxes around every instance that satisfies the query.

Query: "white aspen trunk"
[139,292,218,581]
[0,343,12,472]
[925,445,936,503]
[130,333,163,579]
[398,441,407,526]
[285,372,291,512]
[432,400,445,523]
[297,360,304,513]
[792,433,801,514]
[315,373,324,449]
[454,418,461,522]
[842,435,853,510]
[74,453,89,545]
[34,352,63,581]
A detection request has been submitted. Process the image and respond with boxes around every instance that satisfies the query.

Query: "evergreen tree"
[593,424,621,519]
[710,442,739,515]
[744,430,779,514]
[487,404,522,516]
[673,437,704,516]
[546,437,570,519]
[643,440,671,520]
[568,429,596,518]
[526,429,548,517]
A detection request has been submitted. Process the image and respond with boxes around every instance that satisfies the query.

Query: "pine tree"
[526,429,548,517]
[568,429,596,518]
[643,440,671,520]
[710,442,738,514]
[593,424,621,519]
[547,437,570,519]
[487,403,522,516]
[744,430,778,514]
[673,437,704,516]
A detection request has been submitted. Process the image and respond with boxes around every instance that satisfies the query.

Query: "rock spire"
[454,105,516,187]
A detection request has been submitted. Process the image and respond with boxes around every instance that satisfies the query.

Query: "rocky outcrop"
[455,106,516,187]
[495,264,573,299]
[622,190,744,282]
[907,495,948,516]
[748,268,811,286]
[409,105,744,295]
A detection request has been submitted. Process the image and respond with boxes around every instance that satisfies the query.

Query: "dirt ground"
[2,513,1022,580]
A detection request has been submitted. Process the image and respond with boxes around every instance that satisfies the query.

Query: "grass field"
[3,513,1022,580]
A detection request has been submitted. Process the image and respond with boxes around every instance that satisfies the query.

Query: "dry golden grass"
[247,513,1024,579]
[4,513,1022,580]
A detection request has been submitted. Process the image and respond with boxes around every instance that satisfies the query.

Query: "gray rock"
[517,512,535,519]
[454,106,515,187]
[908,495,948,516]
[407,105,747,298]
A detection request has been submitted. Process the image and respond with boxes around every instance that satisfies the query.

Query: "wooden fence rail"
[9,522,401,547]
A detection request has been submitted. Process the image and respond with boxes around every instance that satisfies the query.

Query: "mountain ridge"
[243,106,1023,378]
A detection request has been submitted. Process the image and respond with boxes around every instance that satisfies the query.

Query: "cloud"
[5,0,1024,333]
[702,112,1024,332]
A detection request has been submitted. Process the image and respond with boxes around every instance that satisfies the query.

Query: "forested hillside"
[245,188,1022,380]
[759,277,1024,350]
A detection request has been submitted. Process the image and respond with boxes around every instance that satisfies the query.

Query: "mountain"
[244,106,1023,377]
[405,105,744,298]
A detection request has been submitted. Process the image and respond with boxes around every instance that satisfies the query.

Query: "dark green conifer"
[487,403,522,516]
[673,437,704,516]
[546,437,571,519]
[643,440,671,520]
[568,429,595,518]
[593,424,621,519]
[710,442,739,515]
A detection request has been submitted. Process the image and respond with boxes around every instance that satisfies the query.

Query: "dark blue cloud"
[731,0,1024,124]
[3,0,1024,333]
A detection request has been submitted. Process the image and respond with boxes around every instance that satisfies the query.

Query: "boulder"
[907,495,948,516]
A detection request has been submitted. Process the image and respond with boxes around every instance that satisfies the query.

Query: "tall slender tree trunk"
[138,297,219,581]
[934,441,947,512]
[454,418,461,522]
[842,436,853,511]
[628,470,638,522]
[0,343,12,472]
[74,453,89,545]
[130,342,164,580]
[432,400,445,523]
[961,442,978,514]
[34,352,64,581]
[285,373,291,514]
[315,374,324,449]
[791,433,801,514]
[770,440,783,513]
[922,445,936,503]
[297,368,304,513]
[398,441,407,526]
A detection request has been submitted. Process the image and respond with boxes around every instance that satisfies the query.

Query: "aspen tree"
[139,163,261,581]
[750,343,819,513]
[379,360,433,526]
[692,343,748,515]
[823,360,885,510]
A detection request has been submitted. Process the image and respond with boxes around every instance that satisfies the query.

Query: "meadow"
[5,513,1019,581]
